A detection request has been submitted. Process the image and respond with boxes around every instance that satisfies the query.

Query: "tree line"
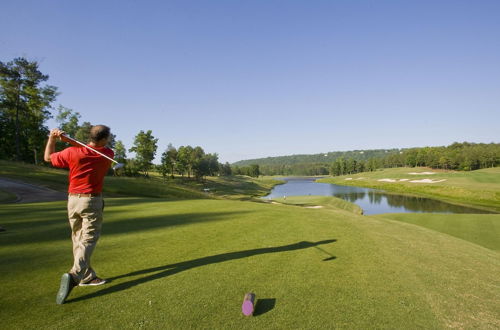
[2,57,498,179]
[329,142,500,176]
[233,149,399,167]
[56,108,231,179]
[251,142,500,176]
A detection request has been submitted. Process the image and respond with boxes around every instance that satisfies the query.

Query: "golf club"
[314,246,336,261]
[62,134,124,170]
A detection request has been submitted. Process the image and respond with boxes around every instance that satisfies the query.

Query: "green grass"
[318,167,500,212]
[270,195,363,215]
[374,213,500,251]
[1,198,499,329]
[1,161,499,328]
[0,188,17,203]
[0,160,281,200]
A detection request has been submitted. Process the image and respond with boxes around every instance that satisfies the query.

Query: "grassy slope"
[0,160,280,200]
[318,167,500,212]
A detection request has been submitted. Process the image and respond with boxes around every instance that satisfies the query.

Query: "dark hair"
[90,125,111,143]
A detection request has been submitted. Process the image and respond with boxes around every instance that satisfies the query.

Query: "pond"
[264,177,491,215]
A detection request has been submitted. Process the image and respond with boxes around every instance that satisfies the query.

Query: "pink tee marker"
[242,293,256,316]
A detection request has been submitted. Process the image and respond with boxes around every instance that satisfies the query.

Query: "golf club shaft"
[62,135,118,164]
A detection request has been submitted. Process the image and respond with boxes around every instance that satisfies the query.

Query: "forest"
[237,142,500,176]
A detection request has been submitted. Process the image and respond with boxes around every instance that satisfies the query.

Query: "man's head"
[90,125,111,146]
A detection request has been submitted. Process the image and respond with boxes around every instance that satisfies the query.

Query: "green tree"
[55,105,80,137]
[0,57,58,162]
[191,146,205,179]
[113,140,127,164]
[232,165,241,175]
[75,121,92,143]
[221,162,232,176]
[129,130,158,176]
[249,164,260,177]
[161,143,178,179]
[206,153,220,176]
[177,145,194,177]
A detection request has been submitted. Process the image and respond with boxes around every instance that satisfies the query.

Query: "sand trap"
[378,179,397,182]
[409,172,436,175]
[399,179,409,182]
[305,206,324,209]
[345,178,353,180]
[409,179,447,183]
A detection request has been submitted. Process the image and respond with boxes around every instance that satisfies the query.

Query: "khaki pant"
[67,195,104,283]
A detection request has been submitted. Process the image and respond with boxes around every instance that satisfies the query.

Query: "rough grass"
[318,167,500,212]
[1,198,499,329]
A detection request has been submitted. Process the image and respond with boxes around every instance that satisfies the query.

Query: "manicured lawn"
[1,198,499,329]
[269,195,363,214]
[374,213,500,251]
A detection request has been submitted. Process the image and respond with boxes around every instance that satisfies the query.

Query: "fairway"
[1,197,499,329]
[375,213,500,251]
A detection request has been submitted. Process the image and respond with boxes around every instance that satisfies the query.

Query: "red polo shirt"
[50,145,114,194]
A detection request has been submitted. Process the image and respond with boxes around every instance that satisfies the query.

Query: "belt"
[68,193,102,197]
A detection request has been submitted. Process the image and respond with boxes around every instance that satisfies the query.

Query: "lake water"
[264,177,491,215]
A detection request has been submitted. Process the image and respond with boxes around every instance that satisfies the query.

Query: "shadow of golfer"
[67,239,336,303]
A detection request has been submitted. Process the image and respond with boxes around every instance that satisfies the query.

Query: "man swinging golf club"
[44,125,114,304]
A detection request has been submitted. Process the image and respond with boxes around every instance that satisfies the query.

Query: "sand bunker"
[378,178,445,183]
[345,178,353,180]
[305,206,324,209]
[378,179,398,182]
[409,172,436,175]
[409,179,447,183]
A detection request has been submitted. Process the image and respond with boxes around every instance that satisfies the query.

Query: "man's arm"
[44,128,64,162]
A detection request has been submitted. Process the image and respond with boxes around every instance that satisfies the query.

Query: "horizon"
[231,140,499,165]
[1,1,499,163]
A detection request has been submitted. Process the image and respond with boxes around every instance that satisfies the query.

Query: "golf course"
[1,161,499,329]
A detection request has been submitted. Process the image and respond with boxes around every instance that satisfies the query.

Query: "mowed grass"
[318,167,500,212]
[374,213,500,251]
[270,195,363,215]
[1,198,499,329]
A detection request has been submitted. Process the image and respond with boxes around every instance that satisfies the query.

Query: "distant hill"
[233,148,402,166]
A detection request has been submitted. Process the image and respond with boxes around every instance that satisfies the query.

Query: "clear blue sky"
[1,0,499,163]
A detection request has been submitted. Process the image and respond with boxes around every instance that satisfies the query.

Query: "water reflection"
[265,177,492,215]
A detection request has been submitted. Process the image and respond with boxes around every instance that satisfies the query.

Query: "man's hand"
[45,128,66,162]
[48,128,65,141]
